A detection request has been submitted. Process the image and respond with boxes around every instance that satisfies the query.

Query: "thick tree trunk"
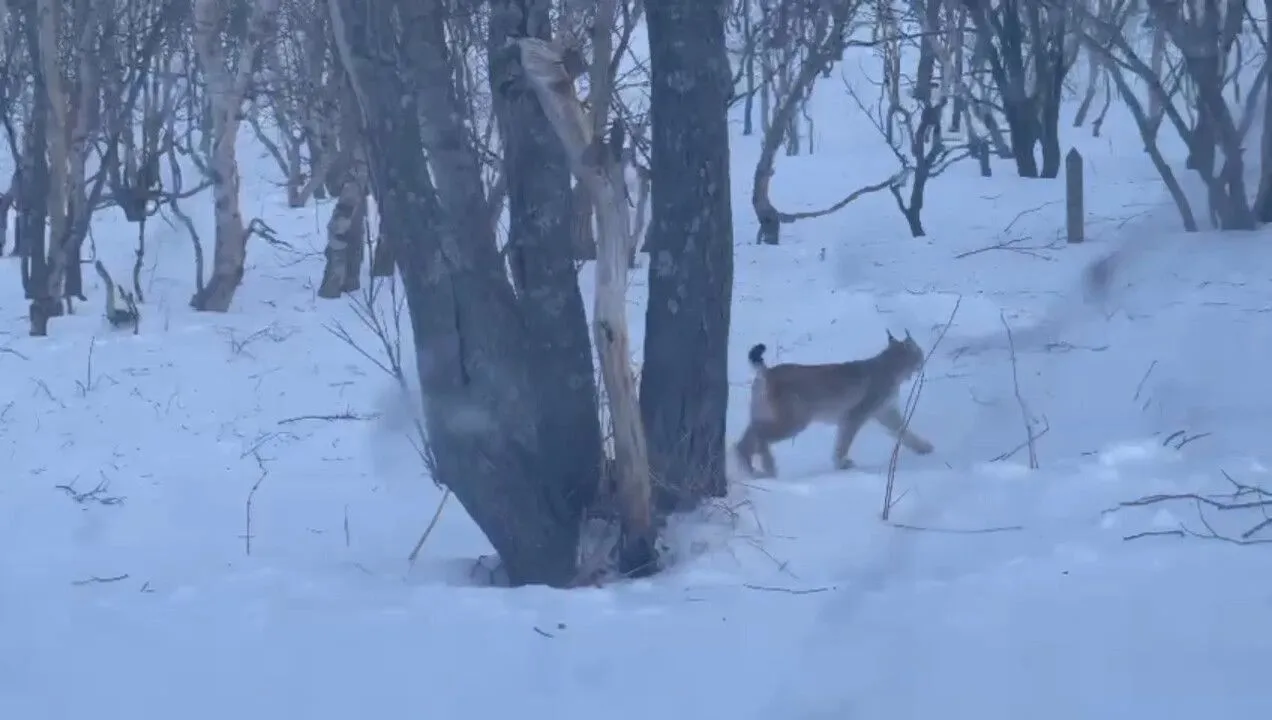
[488,0,602,514]
[20,2,53,334]
[641,0,734,509]
[317,75,367,298]
[316,141,366,298]
[1258,5,1272,222]
[35,0,70,327]
[331,0,587,587]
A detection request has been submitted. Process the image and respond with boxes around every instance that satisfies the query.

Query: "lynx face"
[734,331,933,478]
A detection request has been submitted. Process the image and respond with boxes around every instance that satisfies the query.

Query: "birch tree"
[189,0,281,312]
[517,26,657,574]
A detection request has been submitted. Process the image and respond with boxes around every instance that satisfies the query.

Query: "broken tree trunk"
[516,35,655,574]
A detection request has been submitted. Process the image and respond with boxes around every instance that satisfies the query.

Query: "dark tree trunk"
[1002,99,1039,177]
[18,115,49,307]
[19,2,54,335]
[0,192,11,254]
[964,0,1071,180]
[488,0,602,513]
[337,0,585,587]
[1259,0,1272,222]
[1039,86,1062,178]
[641,0,734,511]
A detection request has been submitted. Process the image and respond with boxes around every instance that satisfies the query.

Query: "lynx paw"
[835,457,856,470]
[912,439,934,455]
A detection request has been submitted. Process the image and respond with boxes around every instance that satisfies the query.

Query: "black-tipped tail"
[748,343,767,370]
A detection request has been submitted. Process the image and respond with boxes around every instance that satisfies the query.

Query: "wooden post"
[1065,148,1084,244]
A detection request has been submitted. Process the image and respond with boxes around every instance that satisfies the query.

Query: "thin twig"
[742,583,835,595]
[890,522,1024,534]
[990,416,1050,462]
[1000,312,1039,469]
[1132,359,1158,402]
[244,469,268,556]
[72,574,130,586]
[882,296,961,520]
[1123,529,1186,541]
[407,489,452,565]
[277,411,370,425]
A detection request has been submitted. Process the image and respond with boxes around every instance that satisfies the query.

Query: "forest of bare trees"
[1,0,1269,585]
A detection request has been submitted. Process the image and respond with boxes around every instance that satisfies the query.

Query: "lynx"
[734,331,934,478]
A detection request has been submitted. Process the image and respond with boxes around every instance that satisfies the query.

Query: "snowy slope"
[3,53,1272,720]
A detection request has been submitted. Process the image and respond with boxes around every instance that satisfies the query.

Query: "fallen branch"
[55,476,125,506]
[277,411,371,425]
[891,522,1024,534]
[953,235,1062,260]
[72,573,130,586]
[1115,472,1272,545]
[1161,429,1211,450]
[772,171,907,223]
[1123,529,1187,541]
[742,583,835,595]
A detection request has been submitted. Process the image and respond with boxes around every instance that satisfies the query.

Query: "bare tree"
[315,57,366,298]
[639,0,734,508]
[517,15,656,572]
[961,0,1077,179]
[15,0,53,332]
[1257,0,1272,222]
[0,0,14,258]
[751,0,901,245]
[849,0,971,236]
[10,0,175,334]
[487,0,603,532]
[189,0,281,311]
[1077,0,1264,230]
[331,0,651,585]
[248,0,347,208]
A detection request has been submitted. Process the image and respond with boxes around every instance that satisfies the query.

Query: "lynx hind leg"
[734,426,759,476]
[735,424,778,478]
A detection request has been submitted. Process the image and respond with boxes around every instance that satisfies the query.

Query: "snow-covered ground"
[4,60,1272,720]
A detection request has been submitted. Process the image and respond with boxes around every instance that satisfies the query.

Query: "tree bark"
[20,0,53,334]
[516,32,657,575]
[317,73,366,298]
[641,0,734,509]
[331,0,589,587]
[35,0,70,328]
[1258,0,1272,222]
[190,0,280,312]
[488,0,602,514]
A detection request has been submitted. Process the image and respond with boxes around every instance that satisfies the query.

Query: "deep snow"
[4,45,1272,720]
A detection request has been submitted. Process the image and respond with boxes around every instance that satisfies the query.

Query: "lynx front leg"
[875,404,934,455]
[832,411,871,470]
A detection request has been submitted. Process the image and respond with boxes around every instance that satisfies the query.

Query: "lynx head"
[882,329,925,383]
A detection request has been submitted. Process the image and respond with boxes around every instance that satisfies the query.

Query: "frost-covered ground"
[4,64,1272,720]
